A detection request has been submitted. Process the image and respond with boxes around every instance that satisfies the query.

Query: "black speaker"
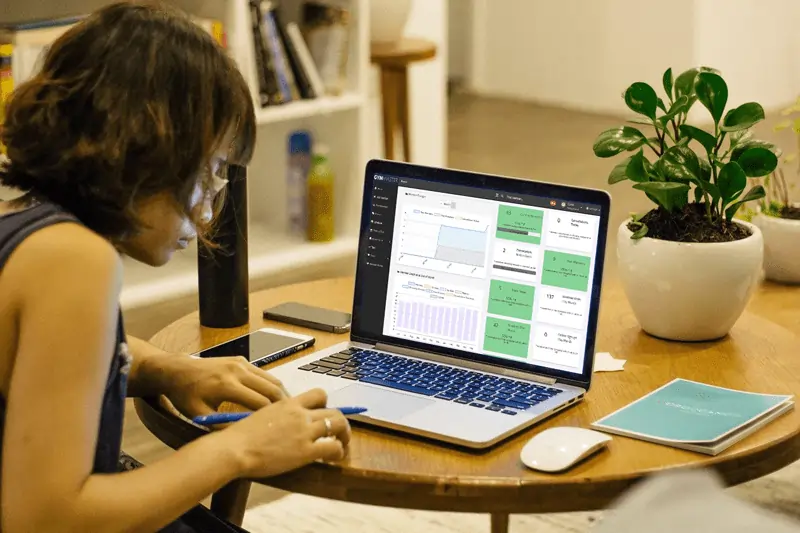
[198,164,249,328]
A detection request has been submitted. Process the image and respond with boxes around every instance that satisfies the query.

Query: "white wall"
[693,0,800,111]
[448,0,471,81]
[470,0,800,116]
[366,0,448,166]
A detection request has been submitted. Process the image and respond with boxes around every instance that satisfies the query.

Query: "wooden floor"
[121,92,800,509]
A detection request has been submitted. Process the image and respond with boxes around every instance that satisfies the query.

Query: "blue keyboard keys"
[304,349,562,414]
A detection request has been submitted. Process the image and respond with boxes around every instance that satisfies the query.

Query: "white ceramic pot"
[753,213,800,284]
[369,0,412,43]
[616,221,763,342]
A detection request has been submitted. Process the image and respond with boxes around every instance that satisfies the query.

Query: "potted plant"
[593,67,778,341]
[750,169,800,283]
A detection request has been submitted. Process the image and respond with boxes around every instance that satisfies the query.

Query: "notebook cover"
[591,378,792,444]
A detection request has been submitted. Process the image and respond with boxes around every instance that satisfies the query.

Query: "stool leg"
[210,479,251,527]
[396,66,411,162]
[490,513,510,533]
[379,67,399,160]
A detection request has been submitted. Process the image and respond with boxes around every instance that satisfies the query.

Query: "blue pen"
[192,406,368,426]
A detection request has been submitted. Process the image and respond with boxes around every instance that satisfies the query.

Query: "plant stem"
[646,140,661,157]
[671,118,679,140]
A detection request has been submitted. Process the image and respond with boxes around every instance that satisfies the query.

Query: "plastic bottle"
[287,130,312,235]
[306,144,335,242]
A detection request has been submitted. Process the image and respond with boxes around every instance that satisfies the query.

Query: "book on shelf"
[249,0,283,106]
[284,22,324,99]
[250,0,337,107]
[591,378,795,456]
[0,14,224,90]
[0,43,12,155]
[301,1,351,96]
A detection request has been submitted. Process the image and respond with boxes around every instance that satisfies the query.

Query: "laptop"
[270,160,611,449]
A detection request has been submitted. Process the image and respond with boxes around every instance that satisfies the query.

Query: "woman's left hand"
[159,356,289,418]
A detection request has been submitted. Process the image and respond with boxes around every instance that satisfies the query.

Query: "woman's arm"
[1,225,248,533]
[125,335,289,417]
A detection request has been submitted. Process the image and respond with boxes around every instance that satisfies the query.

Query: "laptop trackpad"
[327,385,434,421]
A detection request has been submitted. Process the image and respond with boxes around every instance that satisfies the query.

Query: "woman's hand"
[223,388,352,478]
[157,355,289,419]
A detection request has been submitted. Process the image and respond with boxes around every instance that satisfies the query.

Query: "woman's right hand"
[221,388,352,479]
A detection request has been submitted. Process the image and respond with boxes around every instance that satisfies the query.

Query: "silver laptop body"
[271,161,611,449]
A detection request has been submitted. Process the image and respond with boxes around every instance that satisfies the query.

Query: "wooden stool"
[371,38,436,161]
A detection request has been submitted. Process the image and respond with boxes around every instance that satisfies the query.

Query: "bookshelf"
[1,0,370,309]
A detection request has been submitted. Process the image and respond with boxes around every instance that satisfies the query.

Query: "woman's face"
[120,150,229,267]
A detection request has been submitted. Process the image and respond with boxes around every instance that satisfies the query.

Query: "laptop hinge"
[374,343,558,385]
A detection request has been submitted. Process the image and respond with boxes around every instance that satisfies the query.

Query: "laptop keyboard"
[298,347,563,416]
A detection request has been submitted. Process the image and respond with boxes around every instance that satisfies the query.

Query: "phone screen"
[267,302,351,327]
[195,331,304,361]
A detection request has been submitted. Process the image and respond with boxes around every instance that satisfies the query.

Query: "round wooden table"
[136,277,800,533]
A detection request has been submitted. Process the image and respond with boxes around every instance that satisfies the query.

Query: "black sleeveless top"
[0,202,130,473]
[0,201,247,533]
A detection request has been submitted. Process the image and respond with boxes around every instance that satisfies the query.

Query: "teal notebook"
[591,378,794,455]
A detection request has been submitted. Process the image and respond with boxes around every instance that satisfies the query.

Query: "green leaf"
[717,161,747,204]
[721,102,766,132]
[724,185,766,221]
[679,125,716,153]
[729,129,753,147]
[633,181,690,212]
[674,67,719,99]
[624,82,658,120]
[663,68,673,99]
[698,158,712,182]
[657,98,667,112]
[730,140,783,161]
[627,117,653,125]
[737,147,778,177]
[694,72,728,124]
[631,222,649,239]
[626,149,652,182]
[608,156,634,184]
[674,68,700,100]
[593,126,647,157]
[665,95,691,119]
[654,145,701,183]
[694,185,705,203]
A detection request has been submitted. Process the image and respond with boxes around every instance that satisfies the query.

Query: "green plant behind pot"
[593,67,778,239]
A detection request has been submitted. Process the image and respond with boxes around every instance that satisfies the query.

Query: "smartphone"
[192,327,315,367]
[263,302,352,333]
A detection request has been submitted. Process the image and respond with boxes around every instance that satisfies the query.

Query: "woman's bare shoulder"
[2,222,122,299]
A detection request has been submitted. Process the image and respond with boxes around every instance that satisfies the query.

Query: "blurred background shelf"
[256,93,364,125]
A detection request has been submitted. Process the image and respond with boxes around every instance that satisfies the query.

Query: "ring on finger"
[324,417,333,438]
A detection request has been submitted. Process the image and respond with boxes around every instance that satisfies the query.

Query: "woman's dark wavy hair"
[0,1,256,241]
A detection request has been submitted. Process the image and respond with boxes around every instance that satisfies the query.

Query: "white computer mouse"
[520,426,611,473]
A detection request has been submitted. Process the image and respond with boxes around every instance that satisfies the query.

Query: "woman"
[0,3,350,532]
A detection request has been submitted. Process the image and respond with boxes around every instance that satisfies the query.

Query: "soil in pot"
[630,203,751,243]
[778,205,800,220]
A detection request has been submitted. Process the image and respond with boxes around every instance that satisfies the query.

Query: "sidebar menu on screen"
[357,175,398,334]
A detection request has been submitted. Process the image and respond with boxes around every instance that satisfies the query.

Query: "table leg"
[379,67,399,160]
[396,66,411,162]
[210,479,251,527]
[490,513,509,533]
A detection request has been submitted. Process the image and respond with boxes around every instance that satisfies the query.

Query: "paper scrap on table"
[594,352,626,372]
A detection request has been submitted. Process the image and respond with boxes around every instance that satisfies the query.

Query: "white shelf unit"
[124,0,369,309]
[1,0,370,309]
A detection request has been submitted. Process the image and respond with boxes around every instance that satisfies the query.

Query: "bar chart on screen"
[395,204,491,279]
[388,273,483,350]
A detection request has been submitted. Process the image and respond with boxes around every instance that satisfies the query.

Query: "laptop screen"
[352,162,609,385]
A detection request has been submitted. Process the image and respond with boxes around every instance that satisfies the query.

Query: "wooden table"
[136,277,800,533]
